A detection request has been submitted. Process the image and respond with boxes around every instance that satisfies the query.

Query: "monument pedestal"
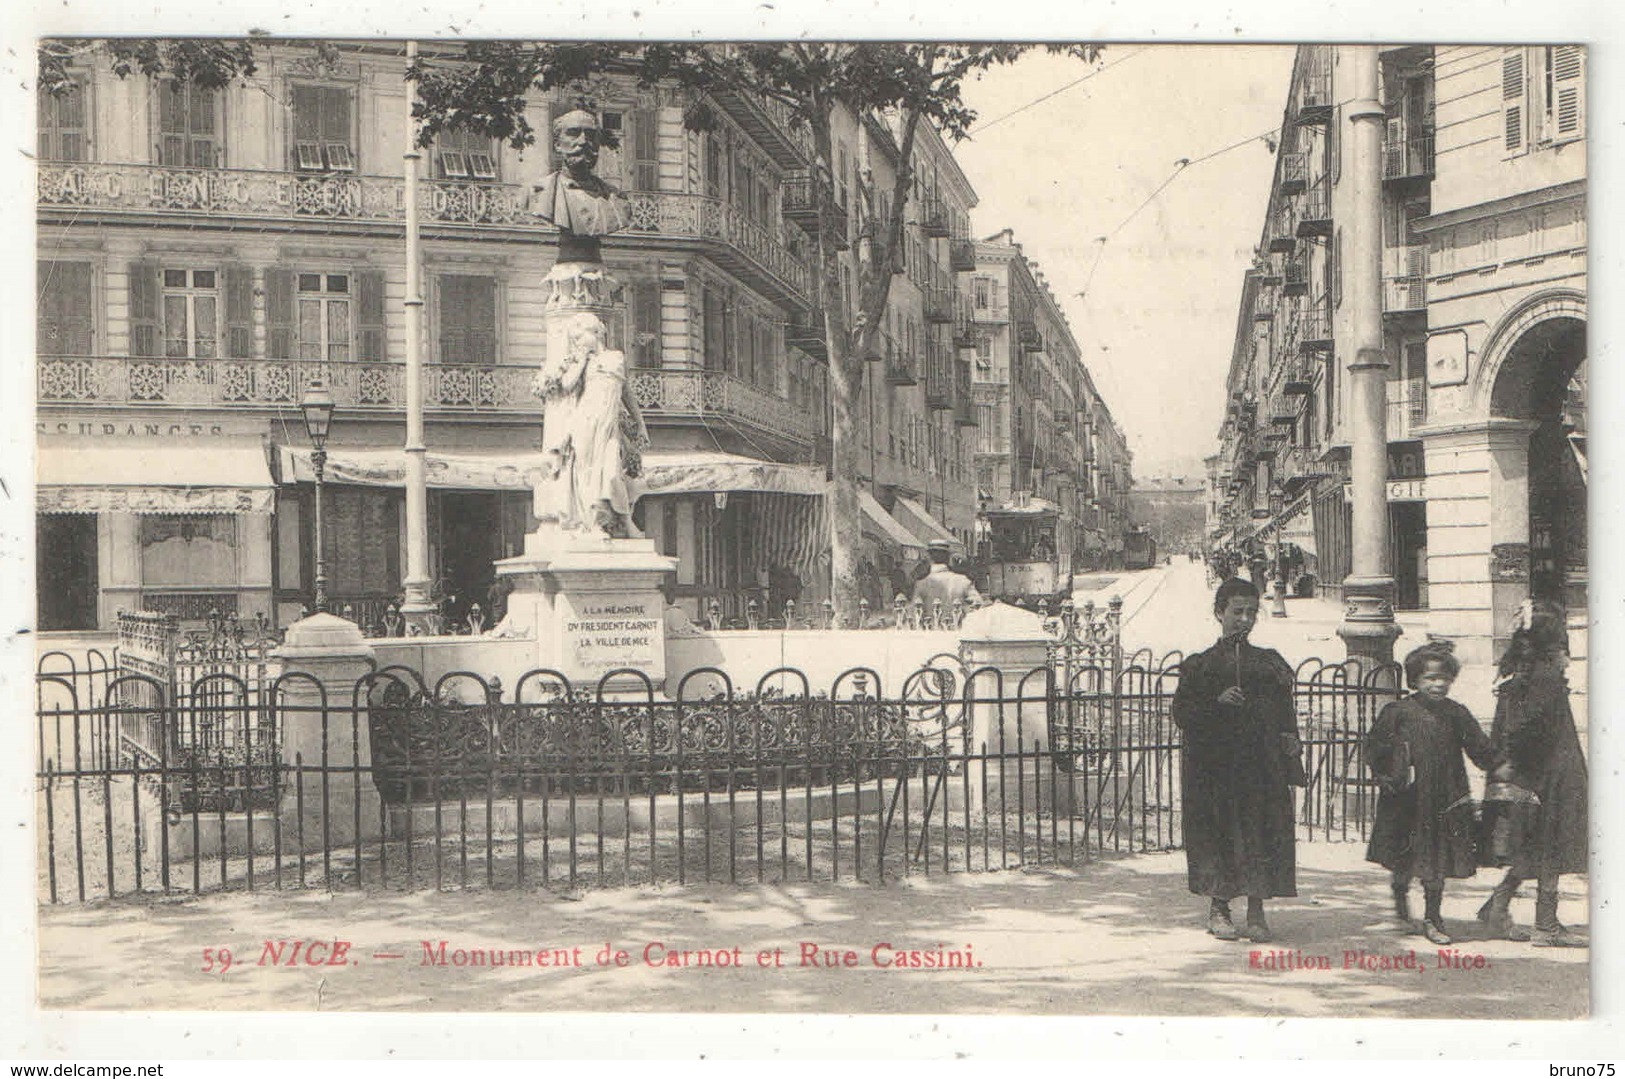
[494,526,678,694]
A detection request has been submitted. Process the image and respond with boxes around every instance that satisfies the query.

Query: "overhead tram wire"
[1070,108,1349,303]
[967,47,1151,135]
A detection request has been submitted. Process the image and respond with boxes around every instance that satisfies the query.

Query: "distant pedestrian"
[912,539,983,616]
[1476,601,1588,947]
[1363,641,1505,945]
[1171,577,1301,943]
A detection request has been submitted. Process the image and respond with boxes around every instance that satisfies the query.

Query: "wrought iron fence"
[36,652,1403,904]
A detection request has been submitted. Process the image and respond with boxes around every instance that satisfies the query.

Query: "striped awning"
[37,441,276,515]
[892,496,963,554]
[275,446,828,497]
[859,490,926,556]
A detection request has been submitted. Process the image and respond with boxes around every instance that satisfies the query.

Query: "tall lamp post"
[301,379,335,616]
[1268,483,1289,618]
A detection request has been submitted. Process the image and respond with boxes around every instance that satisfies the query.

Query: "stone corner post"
[271,612,382,850]
[957,602,1054,817]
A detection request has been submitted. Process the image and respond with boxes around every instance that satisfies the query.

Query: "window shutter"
[38,260,95,355]
[291,84,321,169]
[265,268,296,359]
[1552,45,1584,142]
[128,261,161,357]
[437,275,467,361]
[630,108,659,192]
[1331,107,1341,183]
[188,85,218,168]
[323,86,354,170]
[1384,115,1402,177]
[158,82,186,166]
[224,264,255,358]
[1502,48,1526,155]
[356,269,387,363]
[40,86,88,162]
[631,279,662,368]
[704,135,721,199]
[464,276,497,364]
[703,289,725,371]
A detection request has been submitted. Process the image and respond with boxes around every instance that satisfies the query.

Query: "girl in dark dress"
[1171,578,1300,943]
[1363,641,1504,945]
[1477,601,1588,947]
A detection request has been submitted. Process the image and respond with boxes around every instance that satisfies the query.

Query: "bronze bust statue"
[528,108,632,262]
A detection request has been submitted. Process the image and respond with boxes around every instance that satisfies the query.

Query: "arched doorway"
[1490,315,1586,614]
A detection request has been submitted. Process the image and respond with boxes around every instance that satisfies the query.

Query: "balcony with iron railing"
[1278,151,1308,195]
[953,360,976,428]
[1283,256,1309,297]
[1268,389,1300,427]
[1016,319,1043,352]
[781,168,848,249]
[36,161,813,307]
[705,84,813,167]
[884,335,918,386]
[1383,129,1435,182]
[952,293,977,348]
[1295,47,1334,124]
[37,354,541,414]
[923,341,953,411]
[923,282,954,324]
[36,353,822,447]
[916,194,950,238]
[1283,353,1315,396]
[1384,244,1429,315]
[1385,379,1428,440]
[949,236,977,273]
[1268,200,1298,253]
[1298,305,1333,353]
[785,308,829,361]
[1296,178,1331,237]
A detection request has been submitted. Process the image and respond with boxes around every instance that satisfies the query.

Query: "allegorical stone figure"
[534,311,649,539]
[527,108,632,260]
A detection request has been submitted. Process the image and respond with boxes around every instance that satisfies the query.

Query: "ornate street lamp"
[1269,483,1289,619]
[300,378,335,615]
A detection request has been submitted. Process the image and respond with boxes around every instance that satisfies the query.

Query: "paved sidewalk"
[36,842,1587,1018]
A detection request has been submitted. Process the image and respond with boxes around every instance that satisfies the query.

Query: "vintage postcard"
[7,0,1620,1062]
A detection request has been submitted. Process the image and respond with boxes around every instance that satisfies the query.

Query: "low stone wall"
[664,629,961,697]
[370,636,540,700]
[365,629,963,699]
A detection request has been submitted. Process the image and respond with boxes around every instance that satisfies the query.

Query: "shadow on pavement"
[38,845,1586,1018]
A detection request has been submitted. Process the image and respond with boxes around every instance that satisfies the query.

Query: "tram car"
[1123,527,1158,570]
[978,497,1073,610]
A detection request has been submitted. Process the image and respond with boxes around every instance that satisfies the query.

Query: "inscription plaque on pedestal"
[560,596,664,680]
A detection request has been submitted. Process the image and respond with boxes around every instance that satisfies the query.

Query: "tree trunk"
[807,101,865,620]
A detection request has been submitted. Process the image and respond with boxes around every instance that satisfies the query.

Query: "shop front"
[36,431,278,630]
[274,446,829,631]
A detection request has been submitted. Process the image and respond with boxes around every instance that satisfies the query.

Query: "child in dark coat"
[1364,641,1505,945]
[1477,601,1588,947]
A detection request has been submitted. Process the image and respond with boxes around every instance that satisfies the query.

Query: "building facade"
[1128,476,1207,561]
[967,230,1134,570]
[1210,44,1585,665]
[34,42,984,632]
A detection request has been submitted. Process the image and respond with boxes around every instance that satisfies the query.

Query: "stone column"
[1422,419,1536,669]
[271,612,382,849]
[1337,45,1402,663]
[957,603,1053,818]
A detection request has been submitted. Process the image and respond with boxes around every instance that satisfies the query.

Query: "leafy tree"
[411,41,1100,614]
[36,36,1100,616]
[36,36,293,98]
